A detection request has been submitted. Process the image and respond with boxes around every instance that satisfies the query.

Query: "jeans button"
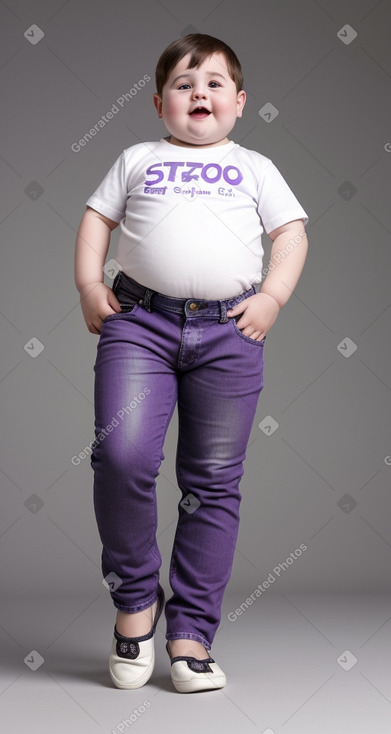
[189,302,198,311]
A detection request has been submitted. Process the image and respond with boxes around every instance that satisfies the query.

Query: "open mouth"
[189,107,211,118]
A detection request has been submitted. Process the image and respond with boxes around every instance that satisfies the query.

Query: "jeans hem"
[112,590,158,614]
[166,632,211,651]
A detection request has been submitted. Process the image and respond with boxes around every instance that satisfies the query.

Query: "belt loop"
[143,288,154,312]
[218,299,229,324]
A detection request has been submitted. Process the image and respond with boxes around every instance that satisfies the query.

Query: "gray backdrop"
[1,0,391,613]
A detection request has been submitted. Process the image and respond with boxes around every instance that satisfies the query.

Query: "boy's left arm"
[226,219,308,342]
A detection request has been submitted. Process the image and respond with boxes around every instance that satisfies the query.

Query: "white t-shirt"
[85,137,309,299]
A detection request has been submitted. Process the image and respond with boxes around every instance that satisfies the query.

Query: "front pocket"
[102,277,141,323]
[102,303,140,323]
[231,317,266,346]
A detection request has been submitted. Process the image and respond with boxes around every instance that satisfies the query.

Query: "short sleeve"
[85,151,127,222]
[257,160,309,234]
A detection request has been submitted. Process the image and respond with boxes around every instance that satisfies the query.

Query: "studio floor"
[1,591,391,733]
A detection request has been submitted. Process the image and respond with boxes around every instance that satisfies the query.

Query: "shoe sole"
[171,672,226,693]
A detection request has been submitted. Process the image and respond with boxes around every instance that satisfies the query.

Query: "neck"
[167,135,230,148]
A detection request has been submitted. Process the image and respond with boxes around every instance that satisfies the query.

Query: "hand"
[79,282,122,334]
[226,292,280,341]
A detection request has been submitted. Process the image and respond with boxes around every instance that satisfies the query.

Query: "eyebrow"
[171,71,226,85]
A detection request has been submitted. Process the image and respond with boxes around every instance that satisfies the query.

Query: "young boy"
[74,33,309,693]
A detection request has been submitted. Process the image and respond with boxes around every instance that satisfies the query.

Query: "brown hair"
[155,33,243,97]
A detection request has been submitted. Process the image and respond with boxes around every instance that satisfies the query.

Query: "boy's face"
[153,51,246,147]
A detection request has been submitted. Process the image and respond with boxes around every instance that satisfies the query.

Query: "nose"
[191,84,207,99]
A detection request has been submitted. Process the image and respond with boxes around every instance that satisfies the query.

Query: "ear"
[153,93,163,118]
[236,90,246,118]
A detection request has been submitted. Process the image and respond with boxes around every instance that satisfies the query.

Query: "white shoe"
[109,584,165,689]
[166,641,226,693]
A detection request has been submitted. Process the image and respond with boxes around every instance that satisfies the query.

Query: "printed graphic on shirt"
[144,160,243,199]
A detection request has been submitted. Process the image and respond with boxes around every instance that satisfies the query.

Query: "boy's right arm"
[74,206,122,335]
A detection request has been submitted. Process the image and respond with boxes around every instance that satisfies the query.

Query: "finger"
[234,318,247,329]
[108,295,122,313]
[228,308,245,318]
[227,303,246,316]
[246,331,264,341]
[243,327,261,339]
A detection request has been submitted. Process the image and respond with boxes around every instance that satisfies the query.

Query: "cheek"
[215,98,236,116]
[164,98,182,117]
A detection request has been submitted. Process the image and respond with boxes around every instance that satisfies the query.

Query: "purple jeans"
[91,271,266,651]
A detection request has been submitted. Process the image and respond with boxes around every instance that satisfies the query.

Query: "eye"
[177,81,221,90]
